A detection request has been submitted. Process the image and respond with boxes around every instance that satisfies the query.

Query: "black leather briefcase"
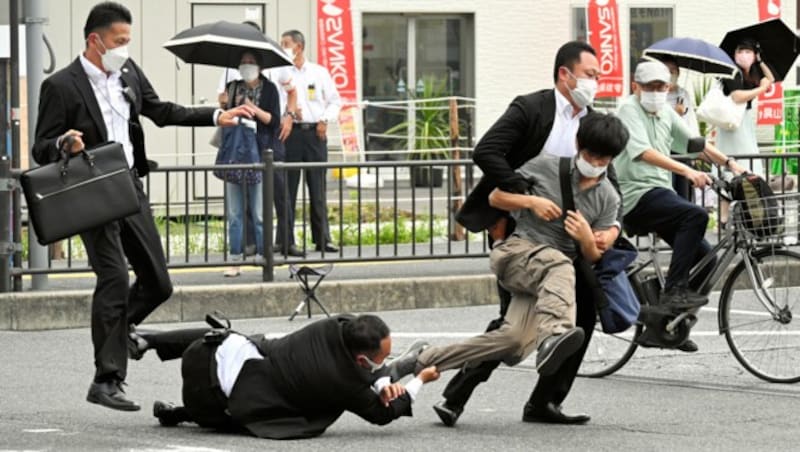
[21,142,141,245]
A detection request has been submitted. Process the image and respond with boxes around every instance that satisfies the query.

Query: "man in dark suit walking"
[130,315,439,439]
[434,41,623,426]
[31,1,254,412]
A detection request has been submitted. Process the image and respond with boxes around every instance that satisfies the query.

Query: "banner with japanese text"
[757,0,782,125]
[587,0,624,97]
[317,0,361,169]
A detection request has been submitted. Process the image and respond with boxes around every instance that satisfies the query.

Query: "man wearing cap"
[614,60,746,352]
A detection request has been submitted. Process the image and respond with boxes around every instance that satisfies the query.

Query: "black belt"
[295,122,318,130]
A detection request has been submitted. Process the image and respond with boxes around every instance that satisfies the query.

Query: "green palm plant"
[383,76,452,160]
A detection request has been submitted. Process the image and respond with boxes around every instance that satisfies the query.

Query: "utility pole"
[24,0,49,289]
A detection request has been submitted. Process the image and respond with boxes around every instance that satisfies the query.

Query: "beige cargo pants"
[417,237,577,372]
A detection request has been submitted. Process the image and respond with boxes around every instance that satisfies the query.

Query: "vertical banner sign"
[317,0,361,171]
[587,0,623,97]
[757,0,782,125]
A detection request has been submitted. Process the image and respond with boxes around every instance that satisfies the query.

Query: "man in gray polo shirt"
[615,61,746,352]
[410,113,629,406]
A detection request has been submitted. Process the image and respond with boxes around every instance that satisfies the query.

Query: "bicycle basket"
[730,174,784,238]
[732,192,799,243]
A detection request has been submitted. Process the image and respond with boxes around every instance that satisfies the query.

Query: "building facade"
[23,0,800,204]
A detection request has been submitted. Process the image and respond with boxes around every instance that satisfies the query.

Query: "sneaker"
[223,266,240,277]
[658,287,708,309]
[535,328,585,376]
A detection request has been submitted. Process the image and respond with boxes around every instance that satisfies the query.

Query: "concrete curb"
[0,274,499,331]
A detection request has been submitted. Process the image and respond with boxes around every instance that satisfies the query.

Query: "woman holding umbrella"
[221,50,282,277]
[717,38,775,177]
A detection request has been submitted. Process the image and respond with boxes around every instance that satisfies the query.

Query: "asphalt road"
[2,305,799,451]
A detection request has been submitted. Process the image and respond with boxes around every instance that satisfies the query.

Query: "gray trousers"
[285,127,331,246]
[417,237,576,372]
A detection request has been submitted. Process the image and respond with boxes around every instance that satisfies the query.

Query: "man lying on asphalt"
[130,314,435,439]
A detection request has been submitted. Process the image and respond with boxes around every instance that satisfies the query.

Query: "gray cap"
[634,60,671,84]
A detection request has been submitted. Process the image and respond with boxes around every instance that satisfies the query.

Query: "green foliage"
[382,76,453,160]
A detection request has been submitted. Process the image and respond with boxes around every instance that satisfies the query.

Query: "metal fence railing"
[3,150,800,290]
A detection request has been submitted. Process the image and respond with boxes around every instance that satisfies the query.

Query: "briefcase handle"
[59,137,95,177]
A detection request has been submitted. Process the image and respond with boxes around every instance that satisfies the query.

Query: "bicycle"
[579,178,800,383]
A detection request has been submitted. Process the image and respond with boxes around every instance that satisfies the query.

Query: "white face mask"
[575,154,607,178]
[96,38,129,73]
[239,64,260,82]
[567,70,598,109]
[282,46,295,61]
[361,355,386,374]
[639,91,668,113]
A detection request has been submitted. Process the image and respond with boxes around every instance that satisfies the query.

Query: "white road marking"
[130,446,230,452]
[22,429,62,433]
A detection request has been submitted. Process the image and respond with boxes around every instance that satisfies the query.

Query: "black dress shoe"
[387,339,429,381]
[315,243,338,253]
[433,400,464,427]
[86,380,140,411]
[677,338,699,353]
[153,400,190,427]
[535,327,585,376]
[522,402,590,424]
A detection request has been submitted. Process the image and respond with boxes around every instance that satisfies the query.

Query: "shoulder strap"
[226,80,238,110]
[559,157,576,213]
[559,157,585,260]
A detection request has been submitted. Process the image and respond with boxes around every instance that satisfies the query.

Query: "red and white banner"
[587,0,624,97]
[317,0,361,162]
[757,0,782,125]
[317,0,357,104]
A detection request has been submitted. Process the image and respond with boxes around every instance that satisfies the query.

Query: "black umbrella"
[163,21,292,69]
[720,18,800,82]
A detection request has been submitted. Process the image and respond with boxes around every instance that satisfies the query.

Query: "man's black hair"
[552,40,596,83]
[83,2,132,39]
[342,315,390,357]
[282,30,306,50]
[576,112,630,158]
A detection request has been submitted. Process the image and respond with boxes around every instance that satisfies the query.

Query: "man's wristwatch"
[283,111,297,120]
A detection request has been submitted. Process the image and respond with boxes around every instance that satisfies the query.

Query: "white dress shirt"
[287,60,342,123]
[215,333,263,397]
[217,67,294,114]
[79,54,134,168]
[371,375,423,401]
[541,88,587,158]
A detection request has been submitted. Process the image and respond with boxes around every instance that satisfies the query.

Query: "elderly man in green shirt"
[614,60,746,352]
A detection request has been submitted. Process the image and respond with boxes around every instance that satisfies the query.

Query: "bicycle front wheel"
[720,247,800,383]
[578,322,641,378]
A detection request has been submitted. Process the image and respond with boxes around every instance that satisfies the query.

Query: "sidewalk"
[0,257,497,331]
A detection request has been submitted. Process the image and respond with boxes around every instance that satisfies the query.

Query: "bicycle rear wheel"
[578,323,641,378]
[720,247,800,383]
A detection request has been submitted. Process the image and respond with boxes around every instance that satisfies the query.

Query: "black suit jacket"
[33,57,217,177]
[227,315,412,440]
[456,89,622,232]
